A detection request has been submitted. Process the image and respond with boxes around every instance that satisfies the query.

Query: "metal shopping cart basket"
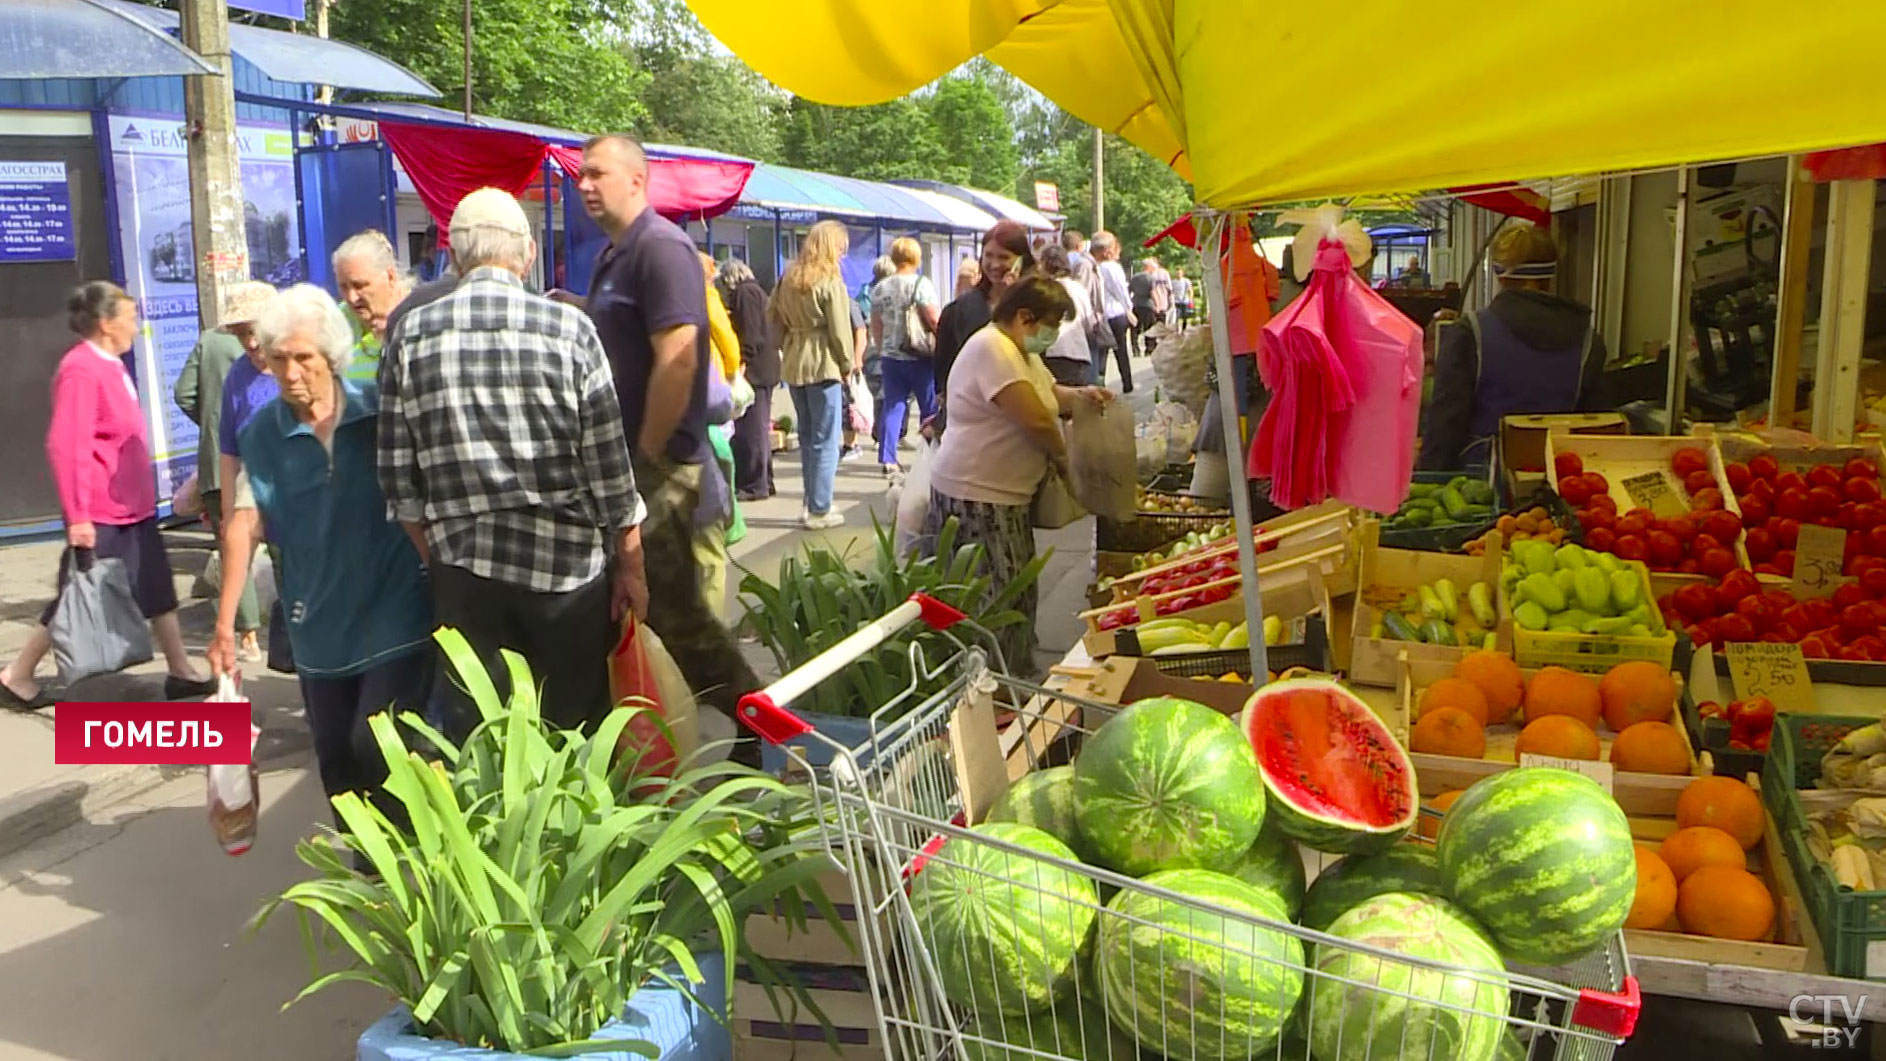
[737,593,1642,1061]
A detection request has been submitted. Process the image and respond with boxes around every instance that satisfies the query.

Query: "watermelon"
[1437,768,1635,966]
[1241,678,1419,854]
[964,998,1133,1061]
[988,766,1092,862]
[1075,697,1263,876]
[910,822,1098,1016]
[1307,892,1510,1061]
[1299,843,1445,931]
[1229,816,1306,918]
[1096,869,1304,1060]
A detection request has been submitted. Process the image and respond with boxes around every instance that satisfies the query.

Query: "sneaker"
[882,462,901,477]
[840,448,866,463]
[238,632,263,663]
[801,510,845,530]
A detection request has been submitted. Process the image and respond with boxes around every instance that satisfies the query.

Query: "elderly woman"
[923,275,1112,670]
[330,230,415,383]
[720,258,776,502]
[767,220,856,530]
[207,284,433,825]
[0,283,217,707]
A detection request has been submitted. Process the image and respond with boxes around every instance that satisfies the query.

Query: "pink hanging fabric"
[544,146,752,222]
[1248,239,1424,513]
[379,123,549,248]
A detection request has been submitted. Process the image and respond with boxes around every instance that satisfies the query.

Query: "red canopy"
[1805,143,1886,182]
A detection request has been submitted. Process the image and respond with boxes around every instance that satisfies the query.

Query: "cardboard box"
[1498,413,1627,503]
[734,963,883,1061]
[1347,520,1506,687]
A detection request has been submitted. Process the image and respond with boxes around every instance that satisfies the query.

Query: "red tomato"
[1750,454,1781,481]
[1782,602,1818,633]
[1703,510,1743,545]
[1614,535,1649,562]
[1841,604,1878,640]
[1748,476,1777,502]
[1840,645,1873,662]
[1809,464,1846,491]
[1735,593,1780,633]
[1584,526,1618,553]
[1778,471,1808,494]
[1801,634,1837,659]
[1834,582,1870,612]
[1581,507,1616,532]
[1679,558,1702,574]
[1665,515,1699,541]
[1738,495,1771,527]
[1672,447,1709,479]
[1584,472,1611,497]
[1693,532,1724,556]
[1755,563,1785,576]
[1097,609,1130,630]
[1773,517,1802,548]
[1808,598,1842,629]
[1854,502,1886,531]
[1700,547,1738,579]
[1554,452,1584,480]
[1686,622,1716,649]
[1872,601,1886,626]
[1773,548,1797,574]
[1856,635,1886,662]
[1870,525,1886,556]
[1691,488,1725,512]
[1647,530,1683,566]
[1845,458,1880,481]
[1777,488,1811,521]
[1862,566,1886,598]
[1588,494,1619,515]
[1558,476,1594,507]
[1724,462,1753,494]
[1697,699,1726,720]
[1744,526,1778,563]
[1809,485,1843,518]
[1684,469,1716,496]
[1715,569,1760,610]
[1846,477,1883,505]
[1616,513,1649,539]
[1715,612,1757,642]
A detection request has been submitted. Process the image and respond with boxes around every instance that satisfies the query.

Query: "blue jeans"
[789,380,843,515]
[877,357,937,465]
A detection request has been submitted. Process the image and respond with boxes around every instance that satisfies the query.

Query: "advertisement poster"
[108,115,301,494]
[0,161,75,263]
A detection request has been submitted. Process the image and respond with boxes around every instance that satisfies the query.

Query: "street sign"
[1034,181,1060,212]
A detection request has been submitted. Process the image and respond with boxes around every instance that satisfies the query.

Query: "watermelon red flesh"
[1242,679,1418,855]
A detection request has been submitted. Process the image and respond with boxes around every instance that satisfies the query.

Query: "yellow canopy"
[689,0,1886,209]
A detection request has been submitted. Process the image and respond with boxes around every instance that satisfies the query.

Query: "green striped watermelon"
[1096,869,1304,1060]
[1229,816,1306,918]
[988,766,1093,863]
[1438,768,1635,966]
[1307,892,1510,1061]
[1299,843,1445,931]
[1074,697,1263,876]
[964,997,1134,1061]
[1240,678,1418,855]
[910,822,1098,1016]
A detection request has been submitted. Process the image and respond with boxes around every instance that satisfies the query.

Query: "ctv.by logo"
[1791,994,1867,1048]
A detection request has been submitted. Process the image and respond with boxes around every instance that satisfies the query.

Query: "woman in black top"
[719,258,778,500]
[933,220,1035,428]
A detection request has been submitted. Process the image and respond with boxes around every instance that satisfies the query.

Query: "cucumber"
[1381,611,1422,641]
[1439,486,1471,520]
[1419,619,1460,646]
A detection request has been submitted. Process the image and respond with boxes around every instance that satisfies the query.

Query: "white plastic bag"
[848,375,876,437]
[730,373,756,420]
[1068,400,1138,521]
[895,439,936,555]
[1135,422,1169,480]
[1153,325,1213,416]
[1151,401,1200,464]
[205,675,260,856]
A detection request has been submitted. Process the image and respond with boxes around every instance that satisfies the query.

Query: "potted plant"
[256,629,850,1059]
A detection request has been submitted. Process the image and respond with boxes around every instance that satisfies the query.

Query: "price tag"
[1789,524,1853,600]
[1724,640,1817,712]
[1621,471,1687,519]
[1518,754,1615,793]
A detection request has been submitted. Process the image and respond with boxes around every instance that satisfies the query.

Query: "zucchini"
[1420,619,1460,646]
[1381,611,1422,641]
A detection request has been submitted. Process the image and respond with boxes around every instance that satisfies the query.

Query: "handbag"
[1031,464,1086,530]
[48,549,154,686]
[900,277,935,358]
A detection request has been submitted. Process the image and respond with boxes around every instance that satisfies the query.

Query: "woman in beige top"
[767,220,857,530]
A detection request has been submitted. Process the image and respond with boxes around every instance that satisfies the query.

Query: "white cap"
[449,187,530,239]
[219,281,274,327]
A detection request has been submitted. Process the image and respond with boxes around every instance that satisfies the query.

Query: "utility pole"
[462,0,474,120]
[314,0,332,104]
[1091,126,1105,233]
[179,0,248,333]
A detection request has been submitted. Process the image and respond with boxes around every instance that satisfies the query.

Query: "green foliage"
[1023,124,1194,262]
[926,78,1019,192]
[256,629,847,1055]
[779,97,950,182]
[636,54,785,161]
[737,515,1047,718]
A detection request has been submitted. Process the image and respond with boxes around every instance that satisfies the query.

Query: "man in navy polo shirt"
[576,133,759,764]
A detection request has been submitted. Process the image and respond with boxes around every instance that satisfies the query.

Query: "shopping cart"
[738,593,1642,1061]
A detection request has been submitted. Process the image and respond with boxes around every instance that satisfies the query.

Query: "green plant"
[773,413,795,433]
[737,514,1047,717]
[255,630,848,1057]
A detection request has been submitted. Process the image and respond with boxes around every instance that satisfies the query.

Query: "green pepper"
[1554,543,1590,570]
[1553,569,1579,597]
[1582,616,1636,635]
[1519,573,1567,613]
[1626,624,1652,638]
[1574,568,1612,614]
[1609,569,1642,612]
[1591,551,1622,575]
[1514,601,1549,630]
[1514,540,1557,576]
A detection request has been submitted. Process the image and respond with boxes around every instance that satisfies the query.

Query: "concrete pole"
[1091,126,1105,233]
[179,0,248,332]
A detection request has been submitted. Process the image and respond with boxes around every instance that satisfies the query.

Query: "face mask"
[1022,323,1057,355]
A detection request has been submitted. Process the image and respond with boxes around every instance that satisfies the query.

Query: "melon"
[1438,768,1635,966]
[964,998,1133,1061]
[1075,697,1264,876]
[987,766,1092,862]
[909,822,1097,1016]
[1308,892,1510,1061]
[1096,869,1304,1060]
[1240,678,1419,854]
[1299,843,1445,931]
[1230,816,1307,918]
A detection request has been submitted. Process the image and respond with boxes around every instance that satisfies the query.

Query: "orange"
[1608,721,1692,775]
[1626,844,1679,930]
[1659,826,1746,882]
[1599,660,1678,731]
[1418,789,1464,840]
[1676,776,1765,851]
[1410,708,1487,759]
[1523,666,1603,729]
[1454,651,1524,723]
[1677,864,1775,941]
[1514,715,1600,761]
[1420,677,1490,726]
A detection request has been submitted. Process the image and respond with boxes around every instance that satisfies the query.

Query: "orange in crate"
[1599,660,1677,731]
[1419,677,1490,726]
[1454,651,1523,723]
[1523,666,1602,729]
[1659,826,1745,882]
[1677,864,1776,941]
[1410,707,1487,759]
[1676,776,1765,851]
[1608,721,1691,775]
[1514,715,1600,761]
[1626,844,1678,930]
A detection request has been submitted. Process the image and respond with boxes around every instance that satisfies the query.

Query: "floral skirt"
[921,489,1037,673]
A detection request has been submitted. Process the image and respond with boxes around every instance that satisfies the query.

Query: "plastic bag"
[1031,465,1086,529]
[205,675,260,856]
[730,373,756,420]
[172,471,202,518]
[1151,401,1200,464]
[609,616,700,779]
[1135,423,1169,480]
[1068,400,1137,521]
[1153,325,1213,416]
[49,551,154,687]
[894,438,936,556]
[848,375,875,437]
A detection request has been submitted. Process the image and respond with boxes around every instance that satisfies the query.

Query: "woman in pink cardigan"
[0,282,214,708]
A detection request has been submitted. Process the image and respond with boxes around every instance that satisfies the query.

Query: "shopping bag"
[705,365,735,426]
[1032,465,1086,529]
[608,616,700,780]
[204,675,261,856]
[847,375,875,437]
[894,438,935,555]
[48,550,153,687]
[1153,325,1213,416]
[172,471,203,518]
[730,372,756,420]
[1067,400,1137,522]
[1152,401,1200,464]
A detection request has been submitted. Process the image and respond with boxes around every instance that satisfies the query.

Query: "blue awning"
[95,0,438,97]
[892,179,1058,231]
[0,0,217,79]
[741,164,998,232]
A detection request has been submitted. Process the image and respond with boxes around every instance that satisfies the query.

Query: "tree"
[925,78,1018,192]
[1022,117,1192,260]
[778,98,950,182]
[632,54,784,160]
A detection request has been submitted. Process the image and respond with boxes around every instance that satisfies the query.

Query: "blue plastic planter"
[760,711,878,776]
[357,953,730,1061]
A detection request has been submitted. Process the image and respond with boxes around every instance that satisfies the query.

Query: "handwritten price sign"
[1621,471,1687,519]
[1789,524,1853,600]
[1724,640,1817,712]
[1518,754,1615,792]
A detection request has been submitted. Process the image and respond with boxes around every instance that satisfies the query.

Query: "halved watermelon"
[1240,677,1418,855]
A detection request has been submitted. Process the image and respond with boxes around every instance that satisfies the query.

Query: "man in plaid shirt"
[378,188,647,732]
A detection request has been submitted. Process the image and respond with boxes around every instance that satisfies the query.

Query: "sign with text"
[1034,181,1060,212]
[1790,523,1853,600]
[230,0,307,18]
[54,702,253,765]
[1724,641,1817,712]
[1518,754,1615,792]
[1621,470,1687,519]
[0,160,74,263]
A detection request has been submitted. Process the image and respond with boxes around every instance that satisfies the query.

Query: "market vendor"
[1416,223,1610,471]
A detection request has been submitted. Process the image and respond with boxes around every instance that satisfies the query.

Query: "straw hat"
[219,281,274,328]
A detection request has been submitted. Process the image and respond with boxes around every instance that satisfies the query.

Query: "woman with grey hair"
[208,283,433,834]
[720,257,776,500]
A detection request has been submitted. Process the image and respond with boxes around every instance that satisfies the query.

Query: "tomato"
[1199,585,1235,604]
[1855,502,1886,531]
[1748,476,1777,503]
[1735,593,1781,634]
[1647,530,1683,566]
[1809,464,1845,491]
[1693,532,1724,556]
[1665,515,1699,541]
[1588,494,1619,515]
[1579,507,1616,532]
[1183,560,1210,575]
[1684,469,1717,496]
[1773,517,1802,548]
[1616,513,1649,539]
[1715,612,1757,642]
[1738,494,1770,527]
[1776,488,1811,521]
[1583,473,1611,497]
[1144,577,1170,595]
[1845,458,1880,481]
[1750,454,1781,481]
[1097,609,1130,630]
[1672,447,1709,479]
[1773,549,1796,575]
[1691,487,1725,512]
[1715,569,1761,610]
[1872,600,1886,626]
[1841,603,1879,640]
[1584,526,1617,553]
[1801,634,1837,659]
[1871,524,1886,556]
[1755,563,1785,576]
[1686,622,1716,649]
[1558,476,1594,507]
[1554,451,1584,480]
[1679,558,1702,574]
[1614,535,1649,562]
[1778,471,1808,494]
[1833,582,1870,612]
[1855,635,1886,662]
[1809,485,1844,518]
[1724,462,1753,494]
[1697,699,1726,720]
[1807,598,1842,630]
[1782,602,1818,633]
[1700,547,1739,579]
[1702,509,1743,545]
[1744,526,1778,563]
[1847,477,1884,505]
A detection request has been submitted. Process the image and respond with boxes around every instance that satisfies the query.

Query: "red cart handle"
[1571,975,1641,1039]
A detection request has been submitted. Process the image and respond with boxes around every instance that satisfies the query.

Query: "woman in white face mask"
[921,274,1113,671]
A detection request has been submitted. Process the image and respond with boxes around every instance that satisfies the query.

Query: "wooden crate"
[1499,555,1677,675]
[1544,431,1754,579]
[734,963,883,1061]
[1499,412,1628,502]
[744,863,863,968]
[1087,501,1354,611]
[1079,561,1336,659]
[1348,519,1507,687]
